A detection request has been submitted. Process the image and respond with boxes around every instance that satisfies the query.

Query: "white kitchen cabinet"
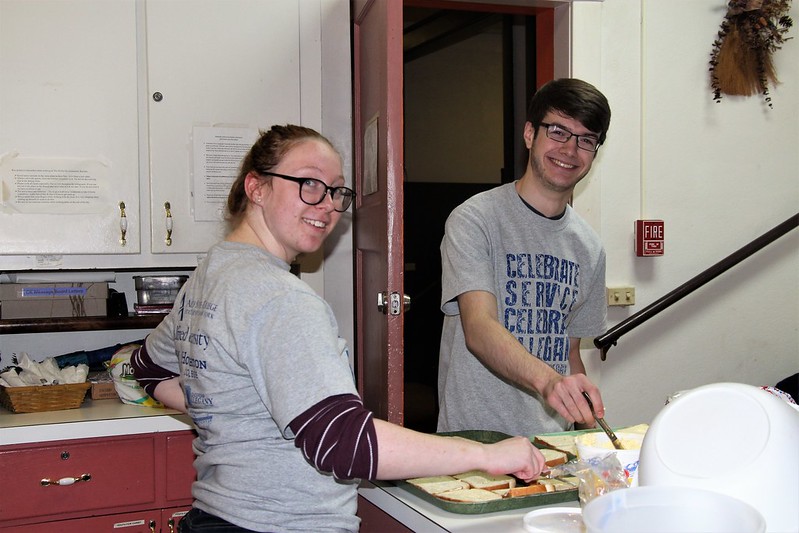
[0,0,341,270]
[0,0,142,261]
[144,0,303,255]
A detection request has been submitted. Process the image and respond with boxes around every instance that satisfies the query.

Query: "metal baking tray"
[392,430,578,514]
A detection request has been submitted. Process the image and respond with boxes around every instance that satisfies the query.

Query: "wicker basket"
[0,382,91,413]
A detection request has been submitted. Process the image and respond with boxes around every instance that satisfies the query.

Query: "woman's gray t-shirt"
[146,241,360,532]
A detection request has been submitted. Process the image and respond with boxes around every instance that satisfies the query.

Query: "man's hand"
[541,374,604,426]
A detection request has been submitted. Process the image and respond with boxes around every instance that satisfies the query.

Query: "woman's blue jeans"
[179,508,261,532]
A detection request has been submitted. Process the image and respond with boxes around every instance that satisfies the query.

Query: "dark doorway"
[402,5,540,432]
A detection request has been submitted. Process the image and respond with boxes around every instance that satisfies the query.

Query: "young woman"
[133,124,545,532]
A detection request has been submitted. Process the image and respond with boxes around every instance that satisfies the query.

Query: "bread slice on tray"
[539,477,578,492]
[540,448,568,467]
[533,433,578,456]
[406,475,469,495]
[453,470,516,491]
[436,488,503,503]
[506,483,549,497]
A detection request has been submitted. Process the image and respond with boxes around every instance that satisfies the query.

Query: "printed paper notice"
[0,154,108,214]
[193,126,259,221]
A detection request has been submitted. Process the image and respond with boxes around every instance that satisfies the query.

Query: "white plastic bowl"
[575,431,644,487]
[639,382,799,532]
[522,507,584,533]
[582,486,766,533]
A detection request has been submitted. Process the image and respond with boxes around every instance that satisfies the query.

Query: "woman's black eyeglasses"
[260,172,354,212]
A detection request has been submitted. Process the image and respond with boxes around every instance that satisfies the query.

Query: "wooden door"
[352,0,556,426]
[352,0,405,424]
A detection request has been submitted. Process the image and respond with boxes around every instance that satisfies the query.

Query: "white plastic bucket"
[582,486,766,533]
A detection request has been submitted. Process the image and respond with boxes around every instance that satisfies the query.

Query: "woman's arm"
[373,419,544,482]
[151,378,187,412]
[290,394,543,482]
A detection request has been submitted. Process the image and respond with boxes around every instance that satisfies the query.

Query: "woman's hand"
[482,436,546,483]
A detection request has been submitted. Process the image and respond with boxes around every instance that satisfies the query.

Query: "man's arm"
[457,290,603,424]
[568,338,597,429]
[568,337,587,376]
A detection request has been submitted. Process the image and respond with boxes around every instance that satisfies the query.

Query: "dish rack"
[0,382,91,413]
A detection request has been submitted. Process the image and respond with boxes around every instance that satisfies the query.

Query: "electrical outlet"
[607,287,635,306]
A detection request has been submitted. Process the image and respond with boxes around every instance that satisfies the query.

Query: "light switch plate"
[607,287,635,306]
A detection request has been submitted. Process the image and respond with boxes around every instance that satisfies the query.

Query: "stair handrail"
[594,212,799,360]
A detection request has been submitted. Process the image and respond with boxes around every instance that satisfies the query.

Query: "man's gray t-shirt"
[146,241,360,532]
[438,182,607,437]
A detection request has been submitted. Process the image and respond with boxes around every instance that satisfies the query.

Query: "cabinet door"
[2,510,160,533]
[145,0,303,254]
[0,0,140,256]
[0,435,157,523]
[164,430,196,505]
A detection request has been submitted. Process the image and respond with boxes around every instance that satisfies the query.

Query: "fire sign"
[635,219,664,257]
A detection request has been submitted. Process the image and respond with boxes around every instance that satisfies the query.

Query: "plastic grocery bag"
[105,343,163,408]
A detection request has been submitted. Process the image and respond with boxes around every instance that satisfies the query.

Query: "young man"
[437,78,611,436]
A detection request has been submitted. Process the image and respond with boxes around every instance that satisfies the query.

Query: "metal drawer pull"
[119,201,128,246]
[164,201,173,246]
[40,473,91,486]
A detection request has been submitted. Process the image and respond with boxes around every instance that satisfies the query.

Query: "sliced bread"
[406,475,469,495]
[540,448,568,467]
[505,483,548,497]
[436,488,503,503]
[533,433,578,456]
[453,470,516,491]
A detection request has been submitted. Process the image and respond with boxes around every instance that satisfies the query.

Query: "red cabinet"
[0,430,195,531]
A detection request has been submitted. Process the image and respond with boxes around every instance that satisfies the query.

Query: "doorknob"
[377,292,411,315]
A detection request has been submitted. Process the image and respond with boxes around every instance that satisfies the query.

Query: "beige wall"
[405,31,505,184]
[569,0,799,425]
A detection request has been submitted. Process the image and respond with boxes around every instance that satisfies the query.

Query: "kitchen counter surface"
[0,398,193,445]
[358,480,580,532]
[2,401,580,531]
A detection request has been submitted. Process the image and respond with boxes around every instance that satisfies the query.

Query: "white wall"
[570,0,799,425]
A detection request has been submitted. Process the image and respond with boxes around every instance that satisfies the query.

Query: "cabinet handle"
[168,517,176,532]
[164,201,173,246]
[40,473,91,486]
[149,519,157,532]
[119,201,128,246]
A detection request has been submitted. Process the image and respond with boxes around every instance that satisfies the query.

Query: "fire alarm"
[635,220,664,257]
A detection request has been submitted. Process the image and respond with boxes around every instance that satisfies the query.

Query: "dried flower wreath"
[709,0,794,107]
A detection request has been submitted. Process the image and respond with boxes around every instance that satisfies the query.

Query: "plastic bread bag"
[549,452,629,506]
[105,343,164,408]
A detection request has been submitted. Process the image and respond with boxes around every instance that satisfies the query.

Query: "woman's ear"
[244,172,264,204]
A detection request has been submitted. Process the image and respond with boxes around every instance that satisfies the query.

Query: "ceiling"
[403,7,502,63]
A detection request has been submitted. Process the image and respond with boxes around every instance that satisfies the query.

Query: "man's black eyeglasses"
[539,123,601,152]
[260,172,354,212]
